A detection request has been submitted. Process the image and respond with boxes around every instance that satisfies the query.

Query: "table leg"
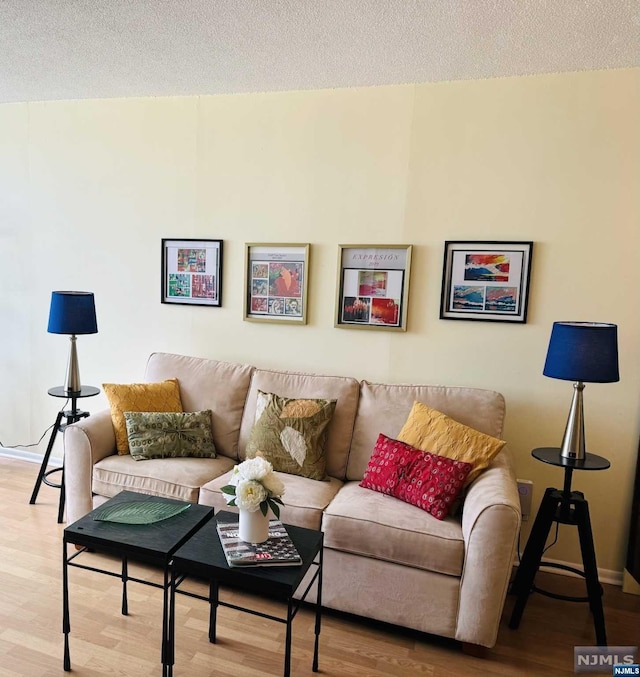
[162,566,173,677]
[509,486,558,628]
[121,557,129,615]
[57,463,66,524]
[29,410,64,505]
[209,580,218,643]
[313,547,323,672]
[284,597,293,677]
[62,540,71,671]
[575,498,607,646]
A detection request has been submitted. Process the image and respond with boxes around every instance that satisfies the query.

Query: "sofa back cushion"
[238,369,360,480]
[144,352,254,460]
[347,380,506,481]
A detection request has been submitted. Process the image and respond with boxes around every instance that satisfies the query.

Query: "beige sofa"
[64,352,521,649]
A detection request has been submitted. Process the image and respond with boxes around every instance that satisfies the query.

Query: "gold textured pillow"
[103,379,183,455]
[397,401,506,485]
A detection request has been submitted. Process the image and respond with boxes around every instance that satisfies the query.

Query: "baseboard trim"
[513,555,623,587]
[0,447,62,466]
[539,556,623,587]
[622,569,640,595]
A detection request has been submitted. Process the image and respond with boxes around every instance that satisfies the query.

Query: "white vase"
[238,508,270,543]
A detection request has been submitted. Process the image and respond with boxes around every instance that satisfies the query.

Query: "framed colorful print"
[440,241,533,323]
[335,245,412,331]
[244,243,309,324]
[161,238,223,307]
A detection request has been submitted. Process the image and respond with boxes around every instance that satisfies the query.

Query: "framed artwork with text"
[335,245,412,331]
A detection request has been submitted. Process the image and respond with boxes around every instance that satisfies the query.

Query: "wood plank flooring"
[1,457,638,676]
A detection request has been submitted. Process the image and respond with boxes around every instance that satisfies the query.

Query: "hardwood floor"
[1,457,638,676]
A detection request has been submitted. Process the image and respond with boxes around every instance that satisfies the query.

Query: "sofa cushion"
[199,469,343,531]
[323,481,465,577]
[347,381,506,481]
[398,401,506,486]
[103,379,183,455]
[92,454,236,503]
[144,352,255,460]
[360,433,472,520]
[319,549,461,640]
[125,410,217,461]
[238,369,359,480]
[245,391,336,480]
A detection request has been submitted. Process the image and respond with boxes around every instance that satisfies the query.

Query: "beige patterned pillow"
[103,379,183,454]
[125,410,217,461]
[245,390,337,480]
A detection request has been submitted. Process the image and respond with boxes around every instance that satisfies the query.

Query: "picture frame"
[335,245,412,331]
[440,241,534,323]
[244,243,310,324]
[161,238,223,307]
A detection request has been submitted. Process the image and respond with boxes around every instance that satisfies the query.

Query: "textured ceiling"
[1,0,639,104]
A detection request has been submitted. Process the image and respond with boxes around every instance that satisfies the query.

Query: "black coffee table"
[62,490,213,675]
[168,510,324,677]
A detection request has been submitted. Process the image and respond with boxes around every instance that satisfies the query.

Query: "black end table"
[169,510,324,677]
[29,385,100,523]
[62,490,213,675]
[509,447,610,645]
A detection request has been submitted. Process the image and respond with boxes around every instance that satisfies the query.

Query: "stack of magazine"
[216,519,302,567]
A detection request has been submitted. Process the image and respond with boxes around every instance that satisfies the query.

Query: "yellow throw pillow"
[103,379,183,455]
[397,401,506,486]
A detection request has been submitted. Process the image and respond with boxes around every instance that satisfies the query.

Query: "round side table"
[509,447,610,646]
[29,385,100,523]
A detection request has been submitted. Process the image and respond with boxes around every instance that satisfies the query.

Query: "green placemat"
[92,501,191,524]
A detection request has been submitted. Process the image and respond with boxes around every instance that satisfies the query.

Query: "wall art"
[161,238,223,307]
[335,245,412,331]
[244,243,309,324]
[440,241,533,323]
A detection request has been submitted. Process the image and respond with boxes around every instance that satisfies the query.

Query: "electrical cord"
[0,399,69,449]
[511,518,560,590]
[542,521,560,556]
[515,519,560,564]
[1,422,56,449]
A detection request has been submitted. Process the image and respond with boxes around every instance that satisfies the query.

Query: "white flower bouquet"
[221,453,285,518]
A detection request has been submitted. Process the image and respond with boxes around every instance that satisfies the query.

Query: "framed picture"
[335,245,412,331]
[244,243,310,324]
[161,239,223,307]
[440,241,534,323]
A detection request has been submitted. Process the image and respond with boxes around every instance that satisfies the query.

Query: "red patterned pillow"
[359,433,473,520]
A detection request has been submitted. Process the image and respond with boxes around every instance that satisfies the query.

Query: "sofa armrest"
[64,409,116,525]
[456,450,521,648]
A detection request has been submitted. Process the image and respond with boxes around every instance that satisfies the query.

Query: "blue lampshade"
[543,322,619,384]
[47,291,98,335]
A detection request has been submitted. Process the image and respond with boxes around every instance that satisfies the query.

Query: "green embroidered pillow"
[124,410,217,461]
[245,391,337,480]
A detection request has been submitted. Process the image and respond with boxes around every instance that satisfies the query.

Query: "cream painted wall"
[0,103,30,442]
[0,68,638,574]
